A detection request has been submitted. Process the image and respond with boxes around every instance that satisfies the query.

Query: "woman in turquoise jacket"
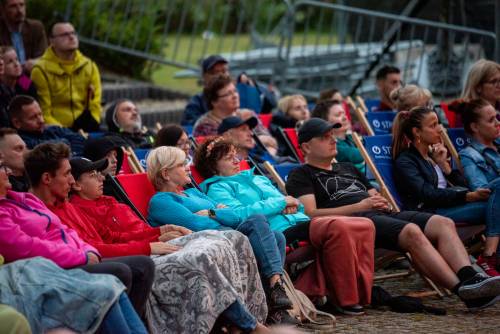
[195,137,376,316]
[146,145,296,327]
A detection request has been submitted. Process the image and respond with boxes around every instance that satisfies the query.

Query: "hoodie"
[104,102,154,149]
[0,190,97,268]
[31,47,102,127]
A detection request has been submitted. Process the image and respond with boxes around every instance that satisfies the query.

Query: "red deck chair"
[258,114,272,129]
[283,128,305,163]
[441,102,459,128]
[116,173,155,218]
[342,101,352,121]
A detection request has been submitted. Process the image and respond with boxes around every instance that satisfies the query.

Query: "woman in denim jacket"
[456,99,500,270]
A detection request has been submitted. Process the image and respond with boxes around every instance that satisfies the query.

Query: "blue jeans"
[100,293,147,334]
[236,214,286,283]
[222,300,257,331]
[436,178,500,251]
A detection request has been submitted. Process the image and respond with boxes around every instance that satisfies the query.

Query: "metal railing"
[64,0,498,100]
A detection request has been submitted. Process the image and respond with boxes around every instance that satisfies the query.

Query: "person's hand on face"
[429,142,449,166]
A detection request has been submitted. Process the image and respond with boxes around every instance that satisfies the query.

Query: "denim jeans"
[236,214,286,283]
[222,300,257,331]
[436,178,500,237]
[100,293,148,334]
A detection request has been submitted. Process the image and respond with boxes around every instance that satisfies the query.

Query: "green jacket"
[336,134,366,174]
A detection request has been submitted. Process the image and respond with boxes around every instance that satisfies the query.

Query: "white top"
[433,164,448,189]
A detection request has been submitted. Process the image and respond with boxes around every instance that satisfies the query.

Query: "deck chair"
[237,82,262,114]
[352,106,375,136]
[356,96,381,113]
[278,128,305,163]
[123,147,145,173]
[441,127,470,171]
[440,102,459,128]
[115,173,155,219]
[352,132,445,297]
[134,149,150,171]
[366,111,397,135]
[258,113,272,129]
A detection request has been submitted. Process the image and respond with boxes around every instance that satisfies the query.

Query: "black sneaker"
[464,294,500,312]
[266,309,301,326]
[268,281,293,310]
[334,304,365,316]
[458,273,500,300]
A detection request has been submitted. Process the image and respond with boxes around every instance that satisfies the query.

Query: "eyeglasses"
[484,79,500,88]
[218,90,238,99]
[87,170,103,179]
[176,140,190,148]
[52,31,77,39]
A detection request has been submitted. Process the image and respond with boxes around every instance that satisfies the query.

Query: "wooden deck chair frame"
[123,146,145,173]
[352,106,375,136]
[440,127,463,172]
[352,132,446,298]
[262,161,287,194]
[356,95,369,113]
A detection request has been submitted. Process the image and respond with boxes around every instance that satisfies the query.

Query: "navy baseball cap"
[298,118,341,144]
[70,157,108,181]
[201,55,228,74]
[217,116,258,135]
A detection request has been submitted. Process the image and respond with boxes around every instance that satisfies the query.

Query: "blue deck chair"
[366,111,397,135]
[134,149,150,171]
[364,98,381,112]
[357,134,403,210]
[237,83,262,113]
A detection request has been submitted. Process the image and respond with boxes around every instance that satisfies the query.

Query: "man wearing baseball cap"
[218,115,258,160]
[285,118,500,312]
[181,54,277,126]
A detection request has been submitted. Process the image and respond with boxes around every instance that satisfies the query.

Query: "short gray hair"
[146,146,186,190]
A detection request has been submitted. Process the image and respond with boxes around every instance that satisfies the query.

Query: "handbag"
[281,271,336,332]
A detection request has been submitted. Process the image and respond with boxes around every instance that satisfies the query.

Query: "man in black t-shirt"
[286,118,500,311]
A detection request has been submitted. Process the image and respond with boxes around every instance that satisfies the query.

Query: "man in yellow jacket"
[31,21,101,131]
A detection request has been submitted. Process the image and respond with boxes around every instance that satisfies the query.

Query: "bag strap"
[281,271,336,326]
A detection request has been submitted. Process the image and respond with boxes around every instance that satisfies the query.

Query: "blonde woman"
[390,84,433,112]
[146,146,295,327]
[462,59,500,111]
[273,95,310,129]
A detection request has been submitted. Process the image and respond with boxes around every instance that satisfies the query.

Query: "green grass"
[150,33,339,94]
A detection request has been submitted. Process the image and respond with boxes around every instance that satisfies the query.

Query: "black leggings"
[79,255,155,318]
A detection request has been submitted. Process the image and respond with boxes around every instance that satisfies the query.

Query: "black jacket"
[393,145,468,211]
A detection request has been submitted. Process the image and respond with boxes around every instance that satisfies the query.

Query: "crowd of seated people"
[2,0,500,331]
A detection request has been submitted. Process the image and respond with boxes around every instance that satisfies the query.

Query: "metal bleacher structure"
[62,0,499,127]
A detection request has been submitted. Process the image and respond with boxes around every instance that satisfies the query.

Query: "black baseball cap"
[298,118,341,144]
[217,116,258,135]
[201,55,228,74]
[70,157,109,181]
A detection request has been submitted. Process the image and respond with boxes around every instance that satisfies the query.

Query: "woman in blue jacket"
[146,145,296,327]
[392,106,500,276]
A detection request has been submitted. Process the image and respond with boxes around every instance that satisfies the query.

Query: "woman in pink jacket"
[0,156,154,318]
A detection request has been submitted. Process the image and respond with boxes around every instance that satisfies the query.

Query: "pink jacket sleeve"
[0,212,90,268]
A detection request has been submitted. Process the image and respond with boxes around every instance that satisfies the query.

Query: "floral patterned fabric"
[146,230,267,333]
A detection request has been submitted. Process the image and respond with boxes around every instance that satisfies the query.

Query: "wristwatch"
[208,209,216,219]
